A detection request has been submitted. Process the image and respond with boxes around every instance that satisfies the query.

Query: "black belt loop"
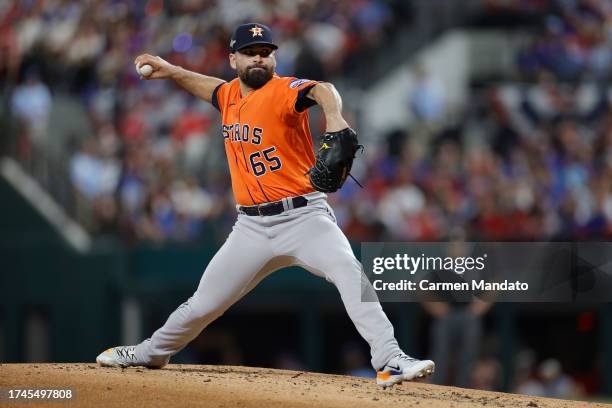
[239,196,308,216]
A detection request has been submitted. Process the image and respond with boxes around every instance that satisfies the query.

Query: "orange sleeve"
[211,82,229,113]
[281,78,320,121]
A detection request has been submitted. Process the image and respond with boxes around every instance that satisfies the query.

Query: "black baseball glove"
[307,127,363,193]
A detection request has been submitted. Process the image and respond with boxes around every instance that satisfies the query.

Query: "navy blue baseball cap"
[229,23,278,53]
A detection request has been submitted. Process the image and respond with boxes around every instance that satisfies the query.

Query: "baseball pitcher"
[96,23,434,387]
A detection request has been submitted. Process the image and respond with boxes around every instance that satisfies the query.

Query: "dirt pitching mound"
[0,364,606,408]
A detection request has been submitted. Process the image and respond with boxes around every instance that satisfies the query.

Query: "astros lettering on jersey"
[212,76,319,205]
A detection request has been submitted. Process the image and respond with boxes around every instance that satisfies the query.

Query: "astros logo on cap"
[229,23,277,52]
[250,26,264,37]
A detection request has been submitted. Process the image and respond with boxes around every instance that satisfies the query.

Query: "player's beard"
[239,65,273,89]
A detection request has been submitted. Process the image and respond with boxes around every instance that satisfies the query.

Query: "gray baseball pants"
[135,193,401,370]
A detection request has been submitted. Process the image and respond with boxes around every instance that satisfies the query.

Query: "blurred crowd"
[3,0,612,245]
[328,1,612,243]
[1,0,401,242]
[517,0,612,81]
[335,72,612,241]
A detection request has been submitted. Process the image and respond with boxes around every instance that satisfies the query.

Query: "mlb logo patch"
[289,79,310,89]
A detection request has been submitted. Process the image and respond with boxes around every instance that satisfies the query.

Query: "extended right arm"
[134,54,225,104]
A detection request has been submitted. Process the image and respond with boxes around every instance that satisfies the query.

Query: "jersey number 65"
[249,146,282,176]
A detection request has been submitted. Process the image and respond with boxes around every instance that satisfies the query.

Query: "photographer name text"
[372,279,529,291]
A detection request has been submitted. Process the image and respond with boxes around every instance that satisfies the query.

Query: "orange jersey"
[212,76,319,205]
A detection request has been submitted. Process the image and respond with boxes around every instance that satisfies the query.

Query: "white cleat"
[376,353,435,387]
[96,346,141,368]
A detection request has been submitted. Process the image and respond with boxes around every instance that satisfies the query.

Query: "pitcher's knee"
[328,257,363,283]
[344,257,363,274]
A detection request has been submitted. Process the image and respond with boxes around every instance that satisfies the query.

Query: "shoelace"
[115,347,137,360]
[348,173,363,188]
[396,354,418,363]
[349,144,365,188]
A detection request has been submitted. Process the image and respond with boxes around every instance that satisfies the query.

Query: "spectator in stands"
[69,138,120,200]
[409,64,446,124]
[514,349,547,396]
[11,68,52,147]
[538,358,584,399]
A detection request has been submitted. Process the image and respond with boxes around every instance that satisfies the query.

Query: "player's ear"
[229,53,237,70]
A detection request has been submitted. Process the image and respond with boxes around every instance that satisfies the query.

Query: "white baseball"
[138,64,153,77]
